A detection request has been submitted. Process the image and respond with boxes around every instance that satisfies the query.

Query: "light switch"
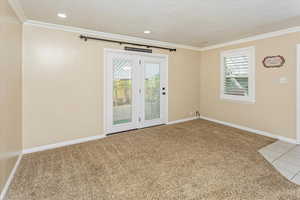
[279,77,288,84]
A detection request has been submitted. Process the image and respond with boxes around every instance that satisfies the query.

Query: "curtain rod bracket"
[79,35,88,42]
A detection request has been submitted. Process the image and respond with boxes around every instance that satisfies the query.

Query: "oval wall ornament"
[263,55,285,68]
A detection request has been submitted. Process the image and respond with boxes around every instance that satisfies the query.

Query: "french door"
[105,49,168,134]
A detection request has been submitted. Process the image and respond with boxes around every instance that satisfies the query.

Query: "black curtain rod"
[79,35,176,52]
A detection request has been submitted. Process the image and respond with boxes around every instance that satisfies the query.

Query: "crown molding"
[15,6,300,53]
[24,20,203,51]
[200,26,300,51]
[8,0,27,22]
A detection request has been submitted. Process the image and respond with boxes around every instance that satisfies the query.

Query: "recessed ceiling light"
[144,30,151,34]
[57,13,67,18]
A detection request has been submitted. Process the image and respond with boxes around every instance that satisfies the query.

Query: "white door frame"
[296,44,300,144]
[103,48,169,135]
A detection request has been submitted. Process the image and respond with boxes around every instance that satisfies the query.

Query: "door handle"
[162,92,166,95]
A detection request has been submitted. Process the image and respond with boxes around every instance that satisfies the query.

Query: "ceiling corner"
[8,0,27,23]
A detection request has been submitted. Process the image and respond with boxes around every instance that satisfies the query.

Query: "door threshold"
[106,124,166,137]
[106,129,138,137]
[139,124,166,130]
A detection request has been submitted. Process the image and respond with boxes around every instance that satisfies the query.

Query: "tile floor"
[259,141,300,184]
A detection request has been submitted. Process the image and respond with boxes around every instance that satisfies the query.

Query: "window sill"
[220,96,255,104]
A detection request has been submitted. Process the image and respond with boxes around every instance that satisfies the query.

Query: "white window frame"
[220,46,255,103]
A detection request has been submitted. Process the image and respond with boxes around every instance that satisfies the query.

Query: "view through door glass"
[113,58,133,125]
[145,63,161,120]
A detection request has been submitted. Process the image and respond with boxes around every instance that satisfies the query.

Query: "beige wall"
[200,32,300,140]
[22,24,201,149]
[0,0,23,195]
[23,18,300,149]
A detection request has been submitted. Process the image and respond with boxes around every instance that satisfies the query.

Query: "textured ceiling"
[18,0,300,48]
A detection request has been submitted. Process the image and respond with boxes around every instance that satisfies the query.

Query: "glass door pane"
[144,63,161,121]
[106,51,167,134]
[112,58,133,125]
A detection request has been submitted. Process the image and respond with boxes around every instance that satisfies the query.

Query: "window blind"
[224,55,249,96]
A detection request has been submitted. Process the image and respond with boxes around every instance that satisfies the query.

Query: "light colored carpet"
[7,119,300,200]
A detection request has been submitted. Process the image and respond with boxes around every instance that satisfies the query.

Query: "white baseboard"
[24,118,201,154]
[167,116,199,125]
[200,116,298,144]
[1,116,295,200]
[23,134,106,154]
[0,153,22,200]
[23,117,200,155]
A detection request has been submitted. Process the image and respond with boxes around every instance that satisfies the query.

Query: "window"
[220,46,255,103]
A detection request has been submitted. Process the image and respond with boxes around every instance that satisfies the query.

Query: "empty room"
[2,0,300,199]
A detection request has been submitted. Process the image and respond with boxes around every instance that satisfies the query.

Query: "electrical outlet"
[279,77,288,84]
[189,111,200,117]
